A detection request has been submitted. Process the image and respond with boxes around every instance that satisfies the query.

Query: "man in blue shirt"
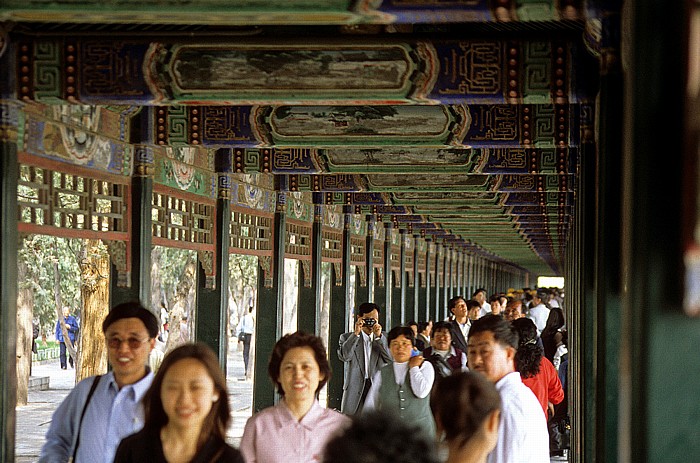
[40,301,159,463]
[55,306,80,369]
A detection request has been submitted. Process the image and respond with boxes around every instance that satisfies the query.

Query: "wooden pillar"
[383,223,393,328]
[365,215,375,303]
[253,185,286,411]
[425,238,432,322]
[433,242,441,322]
[328,206,352,410]
[297,193,323,335]
[110,112,153,308]
[399,230,408,324]
[374,229,387,329]
[443,245,451,319]
[413,235,421,321]
[594,25,624,462]
[620,0,700,461]
[195,150,232,366]
[0,95,19,462]
[456,249,463,298]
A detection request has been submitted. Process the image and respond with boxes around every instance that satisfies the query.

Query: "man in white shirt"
[467,315,549,463]
[236,306,255,376]
[473,288,492,318]
[527,290,550,335]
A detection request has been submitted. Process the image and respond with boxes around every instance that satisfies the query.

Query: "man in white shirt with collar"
[527,290,551,335]
[40,301,159,463]
[473,288,492,318]
[467,314,549,463]
[337,302,392,414]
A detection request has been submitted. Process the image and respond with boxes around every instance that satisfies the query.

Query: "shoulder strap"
[72,375,102,462]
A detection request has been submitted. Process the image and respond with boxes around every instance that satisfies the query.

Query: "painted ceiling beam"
[1,1,585,26]
[13,37,594,105]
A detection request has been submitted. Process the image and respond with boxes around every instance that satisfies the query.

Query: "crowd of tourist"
[38,287,569,462]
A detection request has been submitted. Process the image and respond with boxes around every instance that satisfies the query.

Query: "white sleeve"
[408,361,434,398]
[362,370,382,412]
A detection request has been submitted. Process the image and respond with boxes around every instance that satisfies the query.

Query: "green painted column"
[327,206,352,410]
[374,236,387,329]
[110,113,153,308]
[424,238,432,322]
[622,1,700,461]
[253,185,286,412]
[366,215,375,304]
[195,150,232,367]
[413,234,421,322]
[575,140,597,462]
[443,245,450,319]
[398,229,407,324]
[297,193,323,335]
[432,242,441,322]
[0,101,19,462]
[384,222,394,329]
[595,30,623,462]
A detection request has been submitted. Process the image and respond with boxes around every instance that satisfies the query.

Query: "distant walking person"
[237,306,255,376]
[55,306,79,369]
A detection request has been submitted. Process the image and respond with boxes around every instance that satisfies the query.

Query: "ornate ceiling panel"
[1,15,600,277]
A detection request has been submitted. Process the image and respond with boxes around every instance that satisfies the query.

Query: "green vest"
[378,364,436,438]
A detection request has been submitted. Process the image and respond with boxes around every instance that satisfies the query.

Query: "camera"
[362,318,376,328]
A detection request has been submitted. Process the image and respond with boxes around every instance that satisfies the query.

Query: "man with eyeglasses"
[40,301,159,463]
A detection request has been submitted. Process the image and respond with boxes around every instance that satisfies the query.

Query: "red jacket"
[521,357,564,418]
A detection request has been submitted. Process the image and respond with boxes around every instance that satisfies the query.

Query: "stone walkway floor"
[15,340,253,462]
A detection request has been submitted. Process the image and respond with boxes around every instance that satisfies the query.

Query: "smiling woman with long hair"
[114,343,243,463]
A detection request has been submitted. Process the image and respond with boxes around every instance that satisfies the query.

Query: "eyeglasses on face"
[107,337,149,349]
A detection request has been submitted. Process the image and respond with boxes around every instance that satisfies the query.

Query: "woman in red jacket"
[511,318,564,419]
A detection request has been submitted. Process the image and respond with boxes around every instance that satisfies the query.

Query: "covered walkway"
[1,1,700,462]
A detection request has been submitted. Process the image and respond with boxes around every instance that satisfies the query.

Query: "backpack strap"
[72,375,102,462]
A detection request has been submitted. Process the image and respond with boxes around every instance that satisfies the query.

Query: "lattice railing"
[322,229,342,260]
[152,191,213,245]
[286,221,311,257]
[230,209,272,253]
[350,235,365,265]
[18,164,127,233]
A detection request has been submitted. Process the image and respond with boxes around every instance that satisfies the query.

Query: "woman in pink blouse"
[240,332,351,463]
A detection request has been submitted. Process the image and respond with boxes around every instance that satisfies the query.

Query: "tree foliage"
[18,235,82,336]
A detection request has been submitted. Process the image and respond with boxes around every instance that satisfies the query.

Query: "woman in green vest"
[363,326,436,438]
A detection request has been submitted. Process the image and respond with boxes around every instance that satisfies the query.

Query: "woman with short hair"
[240,331,350,463]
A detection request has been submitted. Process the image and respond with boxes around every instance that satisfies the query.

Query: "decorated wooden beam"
[0,0,584,25]
[12,36,592,105]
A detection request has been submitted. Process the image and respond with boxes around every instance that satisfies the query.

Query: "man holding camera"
[337,302,392,414]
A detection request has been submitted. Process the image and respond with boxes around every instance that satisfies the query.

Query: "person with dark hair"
[528,290,551,335]
[363,326,436,437]
[447,296,480,353]
[114,343,243,462]
[511,318,564,419]
[430,371,502,463]
[540,307,566,363]
[415,321,432,351]
[241,331,350,462]
[472,288,491,318]
[337,302,392,414]
[423,321,467,379]
[503,299,525,322]
[488,294,503,317]
[467,315,549,462]
[40,301,159,463]
[321,410,440,463]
